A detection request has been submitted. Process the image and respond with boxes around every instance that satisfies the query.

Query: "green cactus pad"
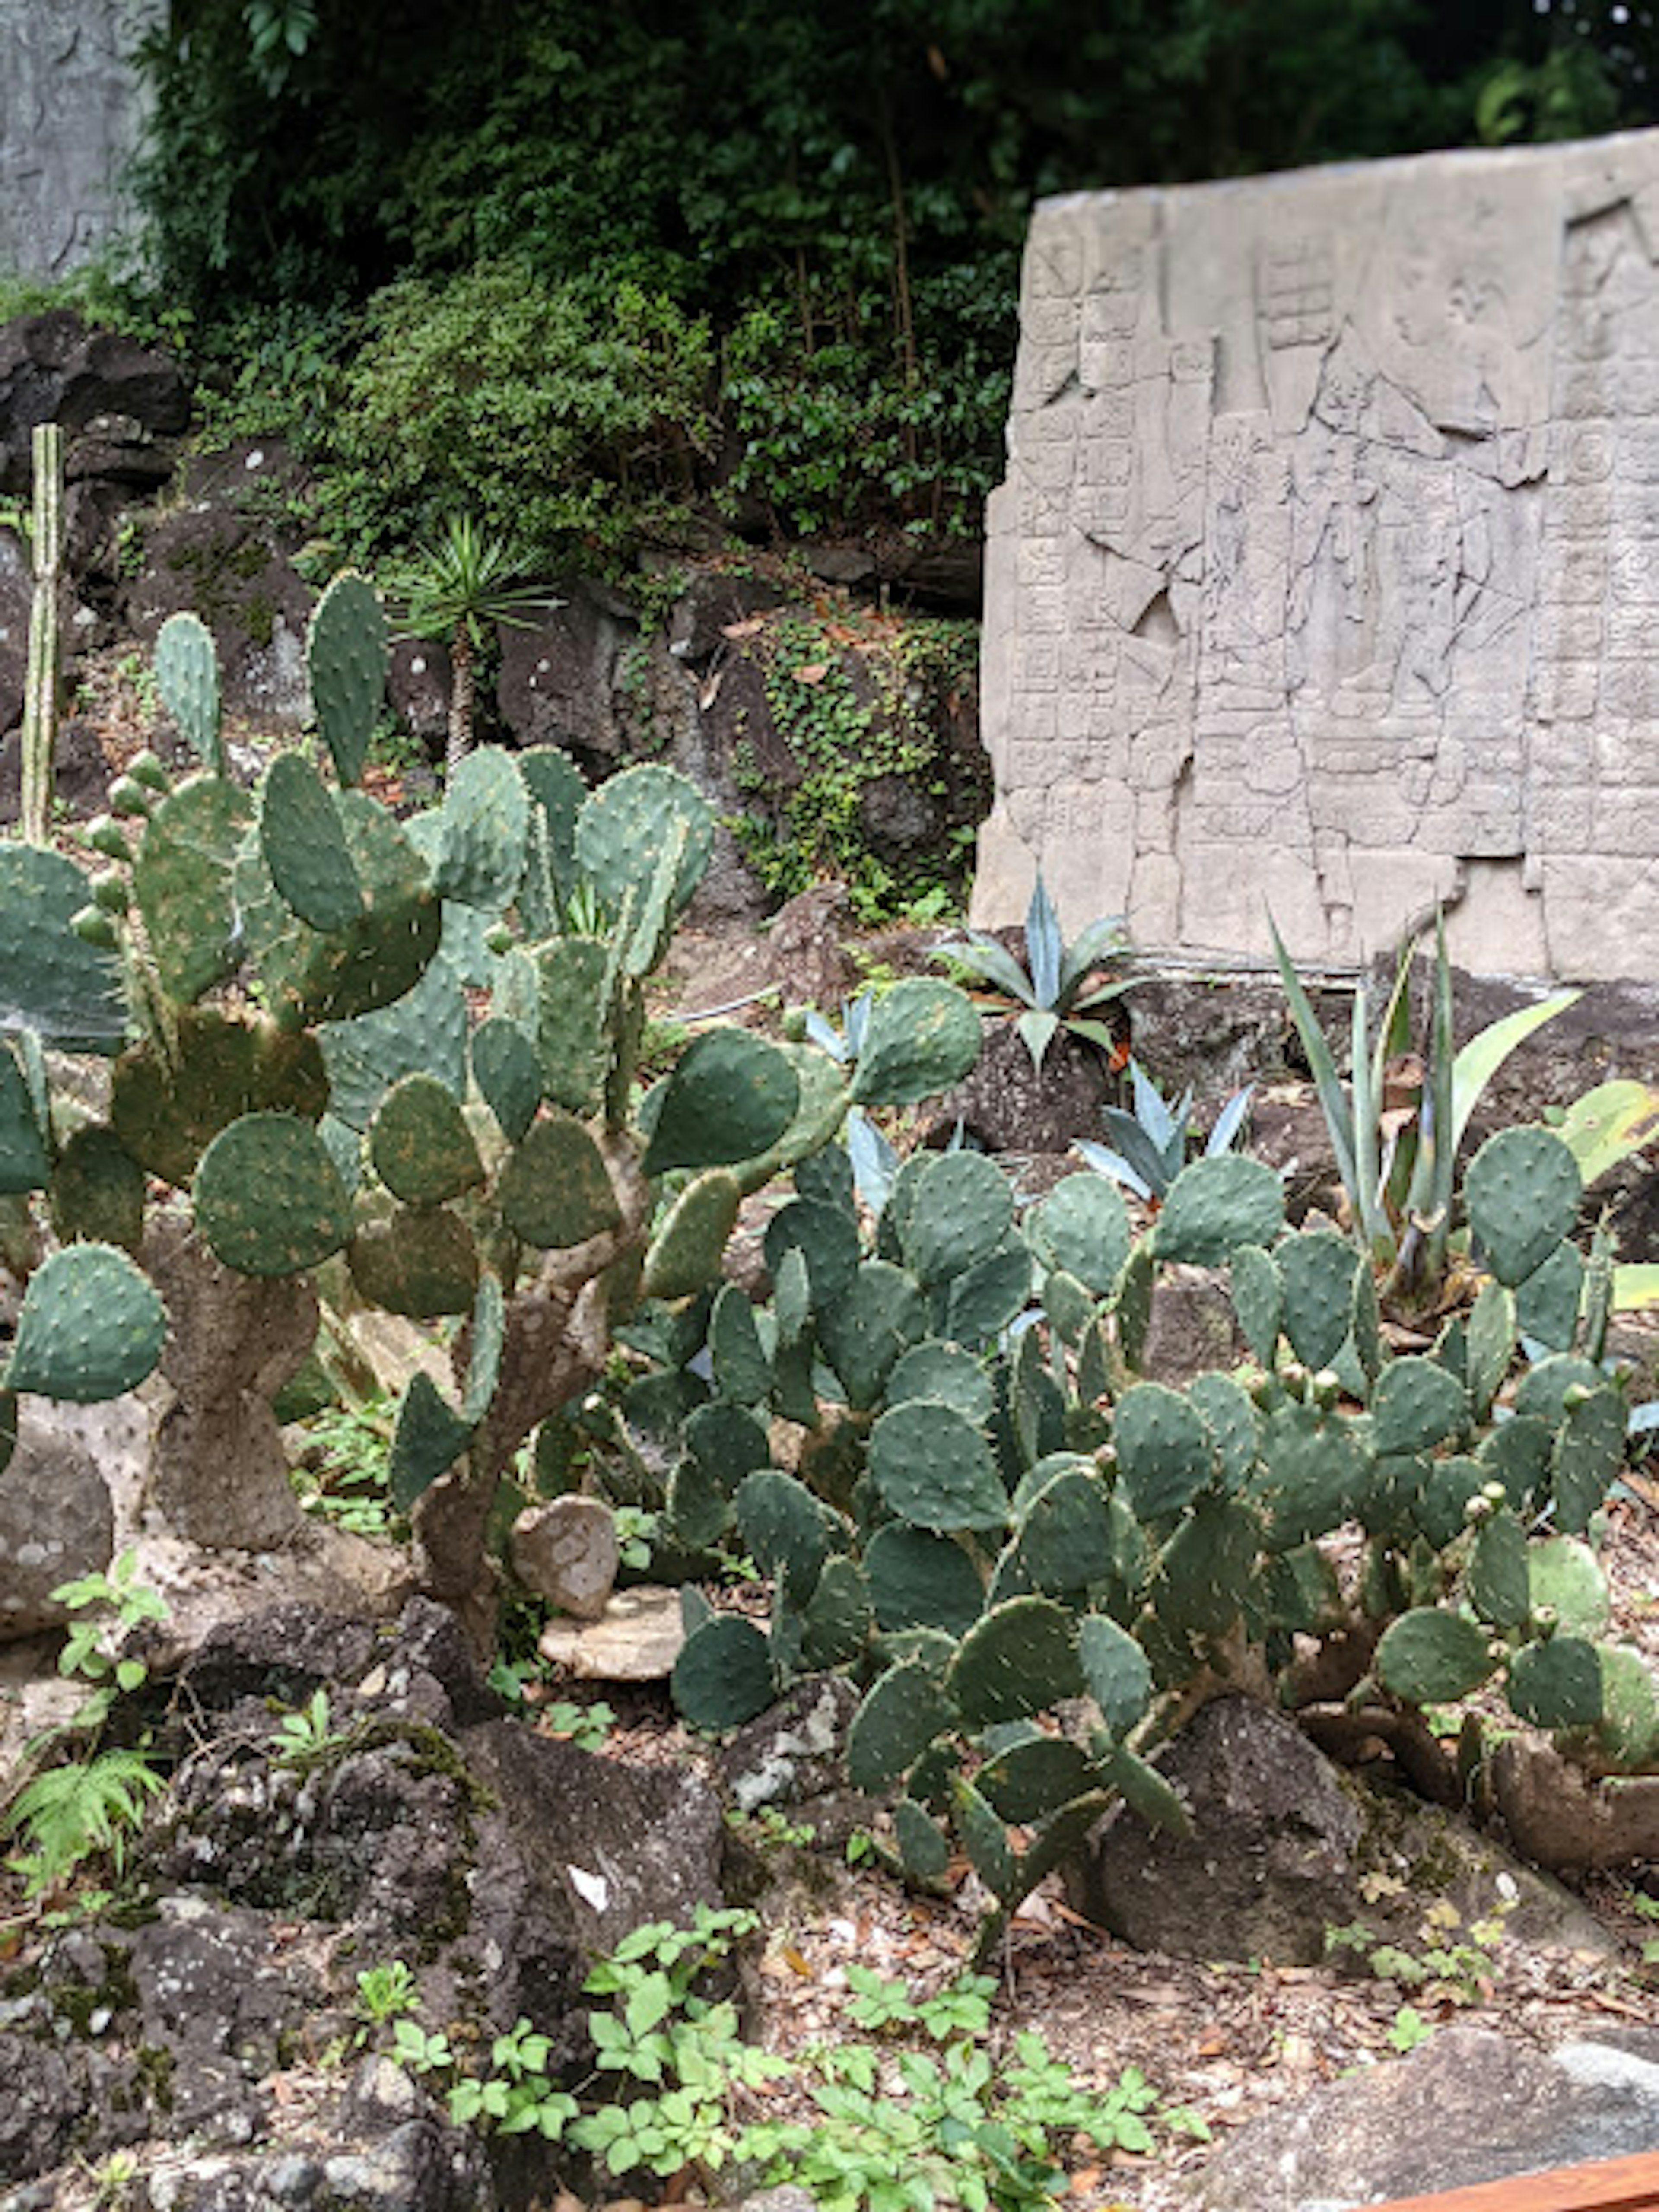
[508,937,607,1118]
[1506,1634,1603,1730]
[369,1073,485,1206]
[194,1112,353,1276]
[953,1777,1017,1901]
[349,1207,480,1317]
[308,571,387,788]
[1467,1508,1531,1630]
[947,1595,1081,1728]
[111,1009,328,1186]
[0,1043,49,1195]
[727,1042,849,1195]
[870,1398,1008,1533]
[642,1030,799,1178]
[800,1555,874,1671]
[1371,1356,1467,1456]
[388,1373,473,1510]
[433,746,529,911]
[1514,1240,1584,1355]
[1187,1371,1260,1494]
[1254,1402,1371,1551]
[1078,1612,1153,1736]
[1375,1608,1497,1703]
[1226,1243,1282,1367]
[574,763,713,918]
[710,1282,771,1405]
[1042,1267,1096,1347]
[319,953,468,1132]
[846,1661,954,1793]
[1416,1454,1486,1551]
[460,1273,505,1425]
[238,791,439,1028]
[1476,1413,1554,1514]
[50,1126,145,1251]
[849,979,982,1107]
[1099,1745,1192,1837]
[1464,1126,1582,1288]
[1027,1175,1131,1297]
[864,1524,986,1637]
[132,776,251,1004]
[1513,1353,1603,1427]
[736,1468,832,1601]
[1465,1280,1518,1417]
[942,1236,1033,1347]
[1112,1382,1214,1522]
[1014,1465,1115,1594]
[494,1112,621,1249]
[1260,1543,1345,1636]
[763,1198,861,1308]
[977,1737,1097,1824]
[1153,1494,1260,1641]
[1114,1242,1155,1370]
[642,1168,741,1299]
[3,1243,166,1403]
[1351,1261,1383,1386]
[892,1797,951,1881]
[258,750,364,935]
[1585,1646,1659,1768]
[1154,1154,1284,1266]
[1278,1230,1360,1373]
[1551,1385,1625,1536]
[899,1151,1013,1287]
[470,1017,542,1144]
[685,1399,771,1487]
[0,845,127,1054]
[516,746,585,915]
[666,1456,732,1551]
[1528,1535,1610,1638]
[153,611,224,770]
[886,1341,995,1426]
[820,1259,927,1409]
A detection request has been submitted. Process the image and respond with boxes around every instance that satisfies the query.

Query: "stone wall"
[973,130,1659,982]
[0,0,161,282]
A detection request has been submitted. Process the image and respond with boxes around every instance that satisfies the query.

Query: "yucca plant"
[383,515,559,769]
[931,873,1132,1072]
[1271,915,1578,1307]
[1076,1060,1253,1203]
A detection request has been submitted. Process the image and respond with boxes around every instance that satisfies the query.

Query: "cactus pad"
[496,1112,622,1248]
[1464,1126,1582,1288]
[470,1017,542,1144]
[1254,1402,1370,1550]
[799,1555,874,1670]
[0,1043,49,1195]
[319,953,468,1132]
[864,1523,986,1636]
[574,763,713,918]
[1467,1507,1531,1630]
[885,1341,995,1427]
[1375,1608,1497,1703]
[433,746,529,911]
[642,1168,741,1299]
[259,753,364,934]
[709,1283,771,1405]
[1112,1382,1214,1521]
[947,1595,1081,1728]
[3,1242,167,1403]
[672,1614,776,1730]
[0,845,127,1054]
[1371,1356,1467,1456]
[763,1198,862,1308]
[870,1397,1007,1533]
[349,1207,480,1317]
[1154,1154,1284,1266]
[1465,1280,1518,1417]
[308,571,387,788]
[819,1259,927,1409]
[153,611,223,771]
[1528,1535,1610,1638]
[1027,1174,1131,1297]
[1278,1230,1359,1372]
[1013,1464,1115,1593]
[1514,1240,1584,1354]
[1079,1611,1153,1736]
[50,1125,145,1251]
[899,1151,1013,1287]
[977,1736,1097,1824]
[642,1030,799,1178]
[847,1659,956,1792]
[893,1797,950,1880]
[194,1112,353,1276]
[370,1073,485,1205]
[735,1468,832,1600]
[133,776,252,1004]
[849,979,982,1106]
[111,1009,328,1187]
[388,1372,475,1510]
[1505,1634,1604,1730]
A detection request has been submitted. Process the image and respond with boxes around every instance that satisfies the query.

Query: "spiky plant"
[385,516,559,769]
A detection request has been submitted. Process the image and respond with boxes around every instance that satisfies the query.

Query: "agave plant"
[1075,1060,1253,1203]
[383,515,559,769]
[931,872,1132,1072]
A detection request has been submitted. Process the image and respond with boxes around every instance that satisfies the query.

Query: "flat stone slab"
[537,1583,686,1681]
[1195,2025,1659,2211]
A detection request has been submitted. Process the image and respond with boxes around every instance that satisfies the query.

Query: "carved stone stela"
[975,132,1659,979]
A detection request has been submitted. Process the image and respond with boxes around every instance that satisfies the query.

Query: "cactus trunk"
[447,622,475,771]
[19,423,63,846]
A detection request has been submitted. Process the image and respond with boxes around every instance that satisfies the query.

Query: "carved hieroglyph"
[0,0,161,281]
[975,132,1659,980]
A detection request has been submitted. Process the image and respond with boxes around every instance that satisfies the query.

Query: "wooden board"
[1370,2152,1659,2212]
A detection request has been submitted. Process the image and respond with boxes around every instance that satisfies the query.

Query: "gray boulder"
[0,1398,121,1643]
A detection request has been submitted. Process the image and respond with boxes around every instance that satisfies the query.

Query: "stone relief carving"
[0,0,162,281]
[976,133,1659,980]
